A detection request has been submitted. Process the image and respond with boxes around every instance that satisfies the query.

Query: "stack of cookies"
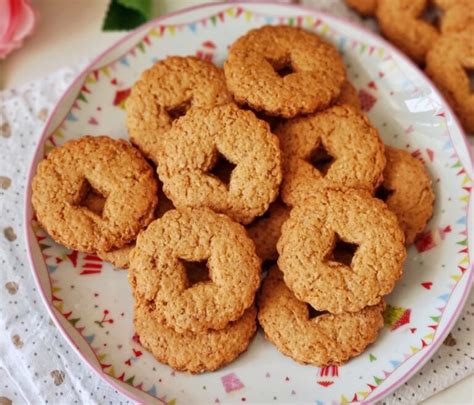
[346,0,474,134]
[31,25,435,373]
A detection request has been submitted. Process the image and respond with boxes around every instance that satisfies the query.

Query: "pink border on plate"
[23,1,473,404]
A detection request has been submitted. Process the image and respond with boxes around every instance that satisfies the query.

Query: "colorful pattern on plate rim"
[29,6,472,404]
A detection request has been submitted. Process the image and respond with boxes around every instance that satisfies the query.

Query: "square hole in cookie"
[182,260,211,288]
[308,143,335,176]
[78,178,106,217]
[166,100,191,121]
[267,57,294,78]
[327,234,358,267]
[209,153,236,188]
[375,184,395,202]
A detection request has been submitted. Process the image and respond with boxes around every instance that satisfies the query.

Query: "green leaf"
[102,0,152,31]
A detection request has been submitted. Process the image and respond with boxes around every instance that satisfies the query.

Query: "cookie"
[246,200,290,263]
[97,182,175,269]
[425,28,474,133]
[258,267,385,366]
[334,80,361,111]
[345,0,378,16]
[376,0,439,64]
[277,187,406,314]
[135,302,257,374]
[224,25,346,118]
[275,105,385,207]
[126,56,231,163]
[129,208,261,333]
[157,104,282,224]
[32,136,158,253]
[377,146,435,245]
[439,3,474,34]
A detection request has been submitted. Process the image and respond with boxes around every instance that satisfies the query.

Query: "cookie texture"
[426,28,474,133]
[276,105,385,206]
[157,104,282,224]
[129,208,261,333]
[376,0,439,64]
[440,3,474,34]
[258,267,385,366]
[224,25,346,118]
[135,302,257,374]
[247,200,290,263]
[32,136,158,253]
[345,0,378,16]
[277,187,406,314]
[126,56,231,163]
[334,80,361,111]
[379,146,434,245]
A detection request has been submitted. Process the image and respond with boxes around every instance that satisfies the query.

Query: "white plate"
[25,2,473,404]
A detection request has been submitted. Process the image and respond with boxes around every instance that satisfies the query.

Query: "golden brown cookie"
[97,182,175,269]
[345,0,378,16]
[426,28,474,133]
[246,200,290,263]
[126,56,231,163]
[224,25,346,118]
[157,104,282,224]
[376,0,439,64]
[129,208,260,333]
[32,136,158,253]
[334,80,361,111]
[275,105,385,207]
[135,302,257,373]
[376,146,435,245]
[439,3,474,34]
[277,187,406,314]
[258,267,385,366]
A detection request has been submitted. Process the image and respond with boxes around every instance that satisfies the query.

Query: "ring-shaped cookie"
[277,187,406,314]
[129,208,261,333]
[135,303,257,373]
[426,28,474,133]
[157,104,282,224]
[126,56,231,163]
[224,25,346,118]
[32,136,158,253]
[258,267,385,366]
[275,105,385,206]
[376,0,439,64]
[378,146,434,245]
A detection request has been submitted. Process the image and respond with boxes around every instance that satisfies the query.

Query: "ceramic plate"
[25,2,473,404]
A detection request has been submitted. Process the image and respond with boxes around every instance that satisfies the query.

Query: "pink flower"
[0,0,36,59]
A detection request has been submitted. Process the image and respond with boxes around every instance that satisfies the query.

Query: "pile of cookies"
[346,0,474,133]
[31,25,435,373]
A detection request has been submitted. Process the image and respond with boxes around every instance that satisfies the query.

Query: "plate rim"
[23,1,474,403]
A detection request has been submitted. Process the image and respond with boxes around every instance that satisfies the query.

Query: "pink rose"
[0,0,36,59]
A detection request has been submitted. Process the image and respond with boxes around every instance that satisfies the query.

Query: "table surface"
[1,0,472,404]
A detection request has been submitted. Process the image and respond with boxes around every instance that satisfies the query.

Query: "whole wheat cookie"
[439,3,474,34]
[157,104,282,224]
[426,28,474,133]
[97,182,175,269]
[126,56,231,163]
[32,136,158,253]
[345,0,378,16]
[376,0,439,64]
[224,25,346,118]
[135,302,257,373]
[334,80,361,111]
[277,187,406,314]
[275,105,385,207]
[258,267,385,366]
[376,146,435,245]
[246,200,290,263]
[129,208,260,333]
